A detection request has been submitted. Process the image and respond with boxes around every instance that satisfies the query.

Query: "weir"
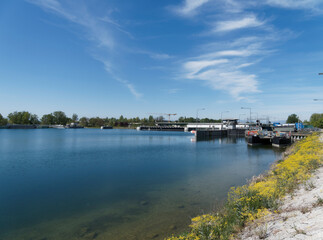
[195,129,245,141]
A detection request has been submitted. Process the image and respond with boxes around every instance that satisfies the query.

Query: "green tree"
[89,117,104,127]
[72,113,78,122]
[310,113,323,128]
[53,111,68,125]
[155,116,164,122]
[30,114,40,124]
[313,118,323,128]
[286,114,299,123]
[7,111,39,124]
[108,117,116,127]
[79,117,89,127]
[178,116,185,122]
[41,114,55,125]
[148,115,155,124]
[0,113,8,126]
[303,120,310,125]
[119,115,124,122]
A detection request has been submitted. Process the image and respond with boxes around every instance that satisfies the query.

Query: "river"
[0,129,282,240]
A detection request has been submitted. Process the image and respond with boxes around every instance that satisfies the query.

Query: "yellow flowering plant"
[166,134,323,240]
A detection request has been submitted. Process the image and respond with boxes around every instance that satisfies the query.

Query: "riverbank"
[166,133,323,240]
[238,167,323,239]
[238,133,323,240]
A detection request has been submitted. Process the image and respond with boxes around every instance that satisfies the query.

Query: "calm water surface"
[0,129,282,240]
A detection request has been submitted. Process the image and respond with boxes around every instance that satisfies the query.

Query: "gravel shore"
[238,134,323,240]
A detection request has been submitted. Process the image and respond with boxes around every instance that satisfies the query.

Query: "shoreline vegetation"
[0,111,222,128]
[166,133,323,240]
[1,111,323,129]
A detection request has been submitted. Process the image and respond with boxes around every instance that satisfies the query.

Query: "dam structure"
[189,119,248,140]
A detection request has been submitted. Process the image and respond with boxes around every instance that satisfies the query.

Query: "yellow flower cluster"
[165,134,323,240]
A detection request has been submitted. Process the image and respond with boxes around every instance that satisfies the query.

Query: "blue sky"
[1,0,323,121]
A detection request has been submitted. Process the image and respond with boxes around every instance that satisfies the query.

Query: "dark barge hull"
[247,136,271,146]
[138,126,184,131]
[272,136,291,147]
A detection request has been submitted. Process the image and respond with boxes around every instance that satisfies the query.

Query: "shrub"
[166,134,323,240]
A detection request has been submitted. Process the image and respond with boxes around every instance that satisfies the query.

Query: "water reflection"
[0,129,281,240]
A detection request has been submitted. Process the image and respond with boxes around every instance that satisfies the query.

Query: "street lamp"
[314,99,323,101]
[221,111,229,122]
[241,107,252,123]
[196,108,205,130]
[318,73,323,75]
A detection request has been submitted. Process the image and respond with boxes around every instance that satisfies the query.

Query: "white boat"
[51,125,65,129]
[101,126,113,129]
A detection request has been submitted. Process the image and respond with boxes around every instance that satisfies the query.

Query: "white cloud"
[28,0,114,49]
[180,36,270,99]
[213,15,265,32]
[184,59,228,75]
[183,59,260,99]
[196,69,259,99]
[100,58,142,100]
[28,0,143,99]
[172,0,210,16]
[265,0,323,10]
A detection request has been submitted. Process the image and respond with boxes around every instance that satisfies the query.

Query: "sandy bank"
[238,134,323,240]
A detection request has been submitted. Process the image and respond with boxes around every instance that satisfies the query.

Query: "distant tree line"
[3,111,322,128]
[286,113,323,128]
[309,113,323,128]
[0,111,221,128]
[178,116,221,123]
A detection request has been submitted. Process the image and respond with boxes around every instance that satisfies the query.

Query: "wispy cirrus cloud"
[265,0,323,11]
[213,15,265,32]
[170,0,304,100]
[178,34,279,99]
[28,0,115,49]
[181,57,261,100]
[27,0,143,99]
[171,0,210,16]
[184,59,228,76]
[132,49,173,60]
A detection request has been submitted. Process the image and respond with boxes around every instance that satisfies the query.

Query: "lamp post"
[221,111,229,122]
[318,73,323,75]
[196,108,205,130]
[241,107,251,123]
[314,99,323,101]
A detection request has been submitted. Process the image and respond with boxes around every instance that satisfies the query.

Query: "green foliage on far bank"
[310,113,323,128]
[286,113,299,123]
[0,111,222,127]
[285,113,323,128]
[3,110,321,128]
[0,113,8,126]
[7,111,40,125]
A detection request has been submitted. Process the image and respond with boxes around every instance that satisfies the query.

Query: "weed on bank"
[166,134,323,240]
